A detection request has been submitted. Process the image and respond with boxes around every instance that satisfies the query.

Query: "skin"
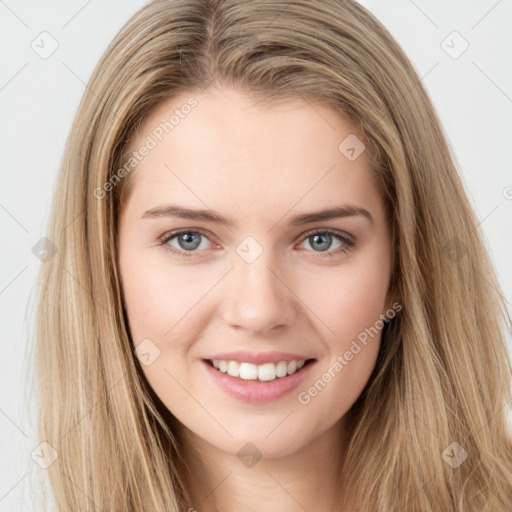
[117,85,395,512]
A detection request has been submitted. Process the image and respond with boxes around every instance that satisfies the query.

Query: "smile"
[209,359,311,381]
[202,357,316,402]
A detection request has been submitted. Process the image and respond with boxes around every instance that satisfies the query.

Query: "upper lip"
[203,350,315,365]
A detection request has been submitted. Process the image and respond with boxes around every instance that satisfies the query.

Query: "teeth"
[258,363,276,381]
[276,361,288,377]
[227,360,240,377]
[211,359,307,381]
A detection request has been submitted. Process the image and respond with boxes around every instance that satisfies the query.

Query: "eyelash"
[157,228,356,259]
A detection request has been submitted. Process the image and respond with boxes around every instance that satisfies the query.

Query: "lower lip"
[201,359,316,403]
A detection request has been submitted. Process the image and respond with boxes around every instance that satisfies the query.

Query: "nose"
[219,251,297,335]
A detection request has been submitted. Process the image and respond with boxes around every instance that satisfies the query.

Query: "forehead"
[121,87,383,223]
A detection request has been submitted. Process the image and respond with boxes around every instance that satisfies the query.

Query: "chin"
[199,422,316,461]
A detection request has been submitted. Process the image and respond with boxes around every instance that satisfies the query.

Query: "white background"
[1,0,511,509]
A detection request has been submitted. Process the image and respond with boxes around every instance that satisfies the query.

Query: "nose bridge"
[220,239,296,334]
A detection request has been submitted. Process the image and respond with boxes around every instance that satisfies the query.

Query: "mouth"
[204,358,316,382]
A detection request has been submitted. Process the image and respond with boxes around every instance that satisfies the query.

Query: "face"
[117,86,394,459]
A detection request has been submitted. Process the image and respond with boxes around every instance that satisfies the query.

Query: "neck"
[177,416,349,512]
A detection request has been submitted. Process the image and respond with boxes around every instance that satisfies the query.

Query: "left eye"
[163,231,210,252]
[158,229,355,258]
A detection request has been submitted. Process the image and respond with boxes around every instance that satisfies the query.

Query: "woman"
[33,0,512,510]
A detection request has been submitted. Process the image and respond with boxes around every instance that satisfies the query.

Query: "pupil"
[312,233,331,251]
[180,232,200,250]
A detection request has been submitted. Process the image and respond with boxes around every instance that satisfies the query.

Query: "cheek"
[118,252,211,403]
[292,258,388,411]
[297,259,389,347]
[119,248,213,345]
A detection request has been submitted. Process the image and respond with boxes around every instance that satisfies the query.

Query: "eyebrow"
[141,204,374,227]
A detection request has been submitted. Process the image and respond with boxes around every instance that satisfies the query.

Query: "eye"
[297,229,355,258]
[157,228,355,259]
[158,229,214,258]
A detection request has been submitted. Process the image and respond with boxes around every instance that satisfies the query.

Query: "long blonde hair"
[32,0,512,510]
